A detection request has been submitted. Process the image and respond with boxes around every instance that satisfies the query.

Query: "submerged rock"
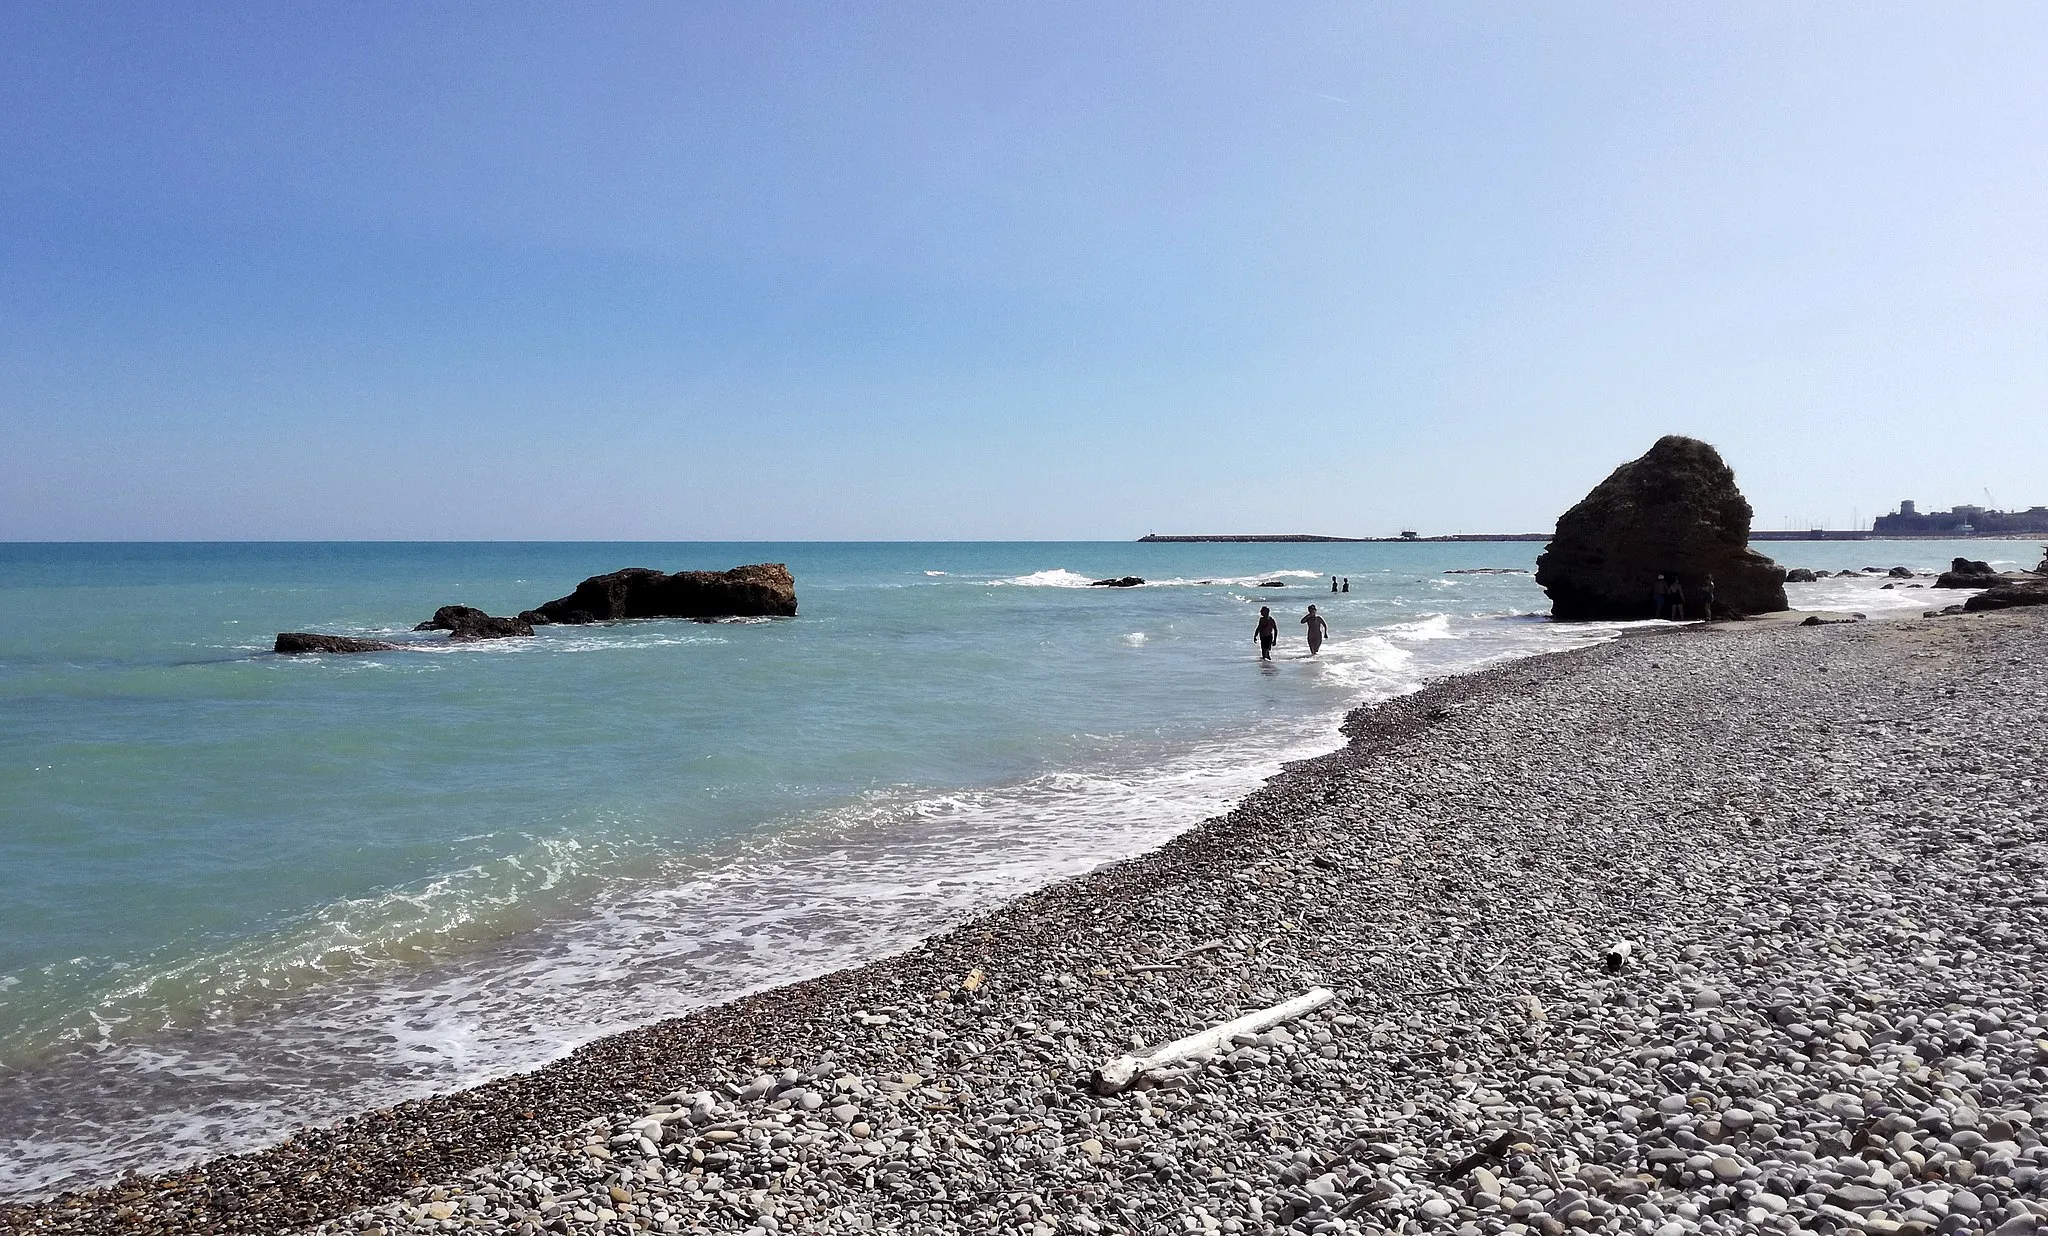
[413,605,535,641]
[1785,568,1819,584]
[1534,436,1787,620]
[534,564,797,624]
[273,632,401,655]
[1089,576,1145,588]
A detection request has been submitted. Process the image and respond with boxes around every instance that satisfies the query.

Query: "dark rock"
[534,564,797,624]
[517,610,553,626]
[1089,576,1145,588]
[1962,581,2048,612]
[1534,436,1787,620]
[1881,582,1896,589]
[1256,580,1288,587]
[414,605,535,641]
[274,632,402,655]
[1934,568,2031,589]
[1888,566,1913,577]
[1785,569,1819,584]
[1951,557,1994,575]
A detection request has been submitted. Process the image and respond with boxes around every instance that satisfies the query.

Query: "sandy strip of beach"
[6,608,2045,1236]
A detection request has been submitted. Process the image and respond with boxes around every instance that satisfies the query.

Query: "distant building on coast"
[1872,500,2048,536]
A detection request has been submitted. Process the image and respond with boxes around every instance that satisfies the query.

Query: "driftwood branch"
[1092,987,1335,1094]
[1436,1129,1517,1180]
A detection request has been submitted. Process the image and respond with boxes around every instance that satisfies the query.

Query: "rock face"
[534,564,797,624]
[414,605,535,641]
[1534,436,1787,620]
[274,632,401,655]
[1933,558,2032,589]
[1089,576,1145,588]
[1962,580,2048,611]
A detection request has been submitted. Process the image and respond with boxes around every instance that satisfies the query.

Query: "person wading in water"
[1300,604,1329,655]
[1254,606,1279,660]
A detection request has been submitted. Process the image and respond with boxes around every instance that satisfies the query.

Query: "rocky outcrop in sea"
[1534,436,1788,621]
[272,565,798,653]
[273,633,402,655]
[414,606,537,641]
[534,565,798,624]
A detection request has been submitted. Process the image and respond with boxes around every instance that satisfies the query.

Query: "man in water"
[1331,576,1338,593]
[1300,604,1329,655]
[1341,577,1349,592]
[1254,606,1279,660]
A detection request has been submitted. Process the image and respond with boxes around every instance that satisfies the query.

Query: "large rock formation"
[413,605,535,641]
[274,632,401,654]
[534,563,798,624]
[1534,436,1788,621]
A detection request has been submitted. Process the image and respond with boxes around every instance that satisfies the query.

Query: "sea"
[0,537,2031,1198]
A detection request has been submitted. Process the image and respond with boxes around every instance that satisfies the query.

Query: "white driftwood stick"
[1093,986,1335,1094]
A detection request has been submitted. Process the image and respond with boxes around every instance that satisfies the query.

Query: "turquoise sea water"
[0,538,2032,1197]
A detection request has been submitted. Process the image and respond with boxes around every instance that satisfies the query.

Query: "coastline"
[8,608,2047,1234]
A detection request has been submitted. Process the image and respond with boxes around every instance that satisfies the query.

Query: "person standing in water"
[1254,606,1279,660]
[1300,604,1329,655]
[1331,576,1338,593]
[1341,577,1349,593]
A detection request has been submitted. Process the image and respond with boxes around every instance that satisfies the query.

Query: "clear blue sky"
[3,3,2044,540]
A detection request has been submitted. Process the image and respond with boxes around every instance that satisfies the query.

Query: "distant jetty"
[1138,533,1549,543]
[1141,530,2047,544]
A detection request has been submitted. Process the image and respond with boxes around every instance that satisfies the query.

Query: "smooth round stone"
[1711,1157,1745,1183]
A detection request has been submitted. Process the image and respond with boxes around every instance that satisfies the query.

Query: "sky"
[3,3,2045,541]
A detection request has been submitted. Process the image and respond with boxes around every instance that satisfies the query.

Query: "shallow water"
[0,537,2025,1196]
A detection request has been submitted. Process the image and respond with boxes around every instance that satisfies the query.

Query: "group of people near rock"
[1251,567,1722,663]
[1652,571,1715,621]
[1253,604,1328,660]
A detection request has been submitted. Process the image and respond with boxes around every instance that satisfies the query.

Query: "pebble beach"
[7,607,2045,1236]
